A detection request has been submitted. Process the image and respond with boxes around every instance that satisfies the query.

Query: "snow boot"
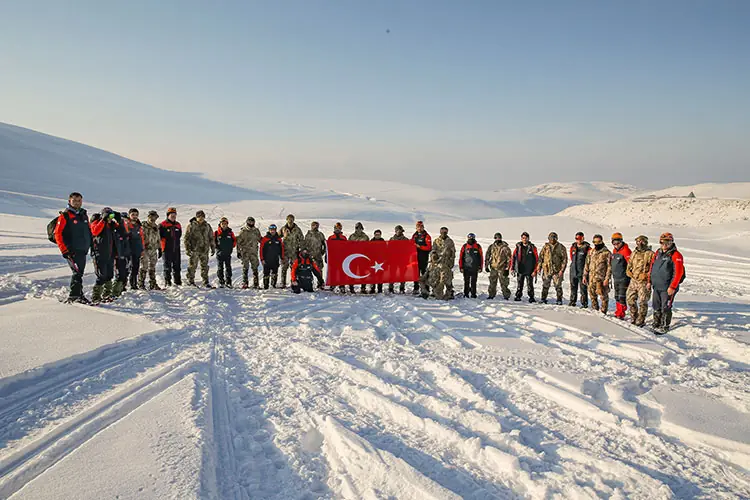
[514,296,522,302]
[652,312,663,330]
[663,310,672,332]
[138,269,147,289]
[263,276,270,289]
[91,285,104,304]
[203,280,215,289]
[556,291,564,305]
[112,280,124,298]
[253,271,260,289]
[541,299,548,304]
[270,273,278,288]
[149,270,161,290]
[541,286,549,304]
[528,297,536,303]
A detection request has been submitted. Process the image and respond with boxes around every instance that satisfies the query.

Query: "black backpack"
[47,212,64,243]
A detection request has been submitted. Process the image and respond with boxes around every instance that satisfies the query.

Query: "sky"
[1,0,749,190]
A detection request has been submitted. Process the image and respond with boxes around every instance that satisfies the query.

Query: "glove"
[485,266,490,273]
[62,252,70,260]
[158,248,163,259]
[667,287,676,296]
[237,251,242,260]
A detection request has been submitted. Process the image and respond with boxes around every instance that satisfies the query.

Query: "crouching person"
[420,252,444,299]
[90,207,119,303]
[291,249,323,293]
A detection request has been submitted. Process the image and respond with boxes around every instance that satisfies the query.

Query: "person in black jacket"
[260,224,285,289]
[53,192,92,303]
[512,232,538,302]
[90,207,119,303]
[214,217,236,288]
[568,232,590,307]
[159,208,183,286]
[127,208,145,290]
[112,212,132,298]
[291,249,323,293]
[459,233,483,298]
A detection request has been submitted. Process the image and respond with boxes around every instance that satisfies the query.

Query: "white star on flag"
[371,261,385,272]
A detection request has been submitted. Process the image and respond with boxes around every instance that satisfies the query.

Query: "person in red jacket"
[54,192,92,303]
[214,217,237,288]
[610,232,632,320]
[159,208,183,286]
[649,232,685,333]
[291,249,323,293]
[459,233,483,298]
[327,222,347,293]
[411,221,432,295]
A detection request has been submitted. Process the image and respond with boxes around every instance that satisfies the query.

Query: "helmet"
[166,207,177,215]
[611,232,623,241]
[148,210,159,218]
[355,222,364,230]
[246,216,255,223]
[195,210,205,218]
[548,232,558,240]
[395,225,404,232]
[220,217,229,224]
[467,233,476,239]
[494,232,502,239]
[660,232,674,242]
[636,234,649,244]
[269,224,277,230]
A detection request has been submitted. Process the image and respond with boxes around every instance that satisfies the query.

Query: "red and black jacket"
[512,242,538,275]
[90,214,118,260]
[411,231,432,255]
[459,242,483,273]
[611,243,632,282]
[649,246,685,292]
[159,219,182,254]
[54,206,91,256]
[128,220,145,256]
[214,226,237,259]
[328,232,347,241]
[260,233,284,265]
[291,255,321,282]
[569,241,590,279]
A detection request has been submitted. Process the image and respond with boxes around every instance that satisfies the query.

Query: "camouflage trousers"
[542,273,564,302]
[588,280,610,313]
[420,270,447,299]
[626,280,651,325]
[280,257,294,287]
[240,254,260,285]
[488,269,511,299]
[187,252,210,284]
[440,266,454,297]
[312,256,325,286]
[140,248,158,273]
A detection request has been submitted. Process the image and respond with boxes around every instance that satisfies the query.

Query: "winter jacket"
[291,255,322,283]
[537,241,568,277]
[142,220,160,252]
[626,246,655,283]
[54,205,91,255]
[114,219,132,259]
[512,242,538,275]
[459,242,483,273]
[390,233,409,241]
[328,232,347,242]
[159,219,182,254]
[260,233,285,265]
[90,214,118,261]
[412,231,432,254]
[304,229,327,259]
[569,242,591,280]
[128,220,145,256]
[485,240,512,271]
[650,245,685,292]
[432,235,456,268]
[349,230,370,242]
[184,218,215,255]
[611,243,632,282]
[214,226,236,259]
[280,223,304,257]
[584,245,612,283]
[236,224,262,260]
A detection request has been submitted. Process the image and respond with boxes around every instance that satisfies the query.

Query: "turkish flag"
[326,240,419,286]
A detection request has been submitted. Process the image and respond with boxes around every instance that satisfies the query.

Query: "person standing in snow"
[459,233,483,298]
[610,232,632,320]
[512,232,538,302]
[279,214,304,289]
[411,221,432,295]
[583,234,612,314]
[304,221,327,289]
[139,210,161,290]
[184,210,215,288]
[369,229,386,294]
[568,232,591,307]
[649,232,685,333]
[126,208,145,290]
[159,207,183,287]
[536,231,568,305]
[260,224,285,289]
[349,222,370,293]
[328,222,347,293]
[626,235,654,327]
[112,212,132,298]
[236,217,262,289]
[485,232,512,300]
[389,225,409,294]
[53,192,92,304]
[431,227,456,299]
[214,217,236,288]
[90,207,119,303]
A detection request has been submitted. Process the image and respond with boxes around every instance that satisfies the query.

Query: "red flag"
[326,239,419,286]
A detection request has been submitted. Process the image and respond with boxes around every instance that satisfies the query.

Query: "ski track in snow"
[1,250,750,498]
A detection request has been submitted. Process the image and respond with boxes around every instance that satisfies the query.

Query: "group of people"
[52,192,685,333]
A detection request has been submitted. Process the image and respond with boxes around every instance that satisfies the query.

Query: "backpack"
[47,212,64,243]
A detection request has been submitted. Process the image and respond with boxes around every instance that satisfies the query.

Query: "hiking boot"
[514,296,521,302]
[112,281,124,298]
[77,295,91,305]
[528,297,536,303]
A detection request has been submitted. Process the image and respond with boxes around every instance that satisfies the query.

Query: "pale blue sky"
[1,1,748,189]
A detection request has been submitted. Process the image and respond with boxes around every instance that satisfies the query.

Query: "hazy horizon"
[2,1,749,189]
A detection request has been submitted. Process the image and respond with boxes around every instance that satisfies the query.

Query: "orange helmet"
[660,232,674,242]
[166,207,177,215]
[611,232,623,240]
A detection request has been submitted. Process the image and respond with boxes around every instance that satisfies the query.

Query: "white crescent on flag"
[342,253,371,279]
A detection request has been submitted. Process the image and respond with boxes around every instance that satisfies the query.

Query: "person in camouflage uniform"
[139,210,162,290]
[369,229,386,294]
[389,225,408,294]
[349,222,370,293]
[279,214,304,288]
[626,235,654,327]
[536,231,568,305]
[485,233,512,299]
[431,227,456,299]
[237,217,262,289]
[583,234,612,313]
[420,252,446,299]
[304,221,327,289]
[184,210,216,287]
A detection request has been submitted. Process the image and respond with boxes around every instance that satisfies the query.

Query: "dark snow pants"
[463,271,478,298]
[94,257,114,286]
[516,274,535,300]
[163,251,182,285]
[129,254,141,289]
[66,252,87,299]
[569,276,588,306]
